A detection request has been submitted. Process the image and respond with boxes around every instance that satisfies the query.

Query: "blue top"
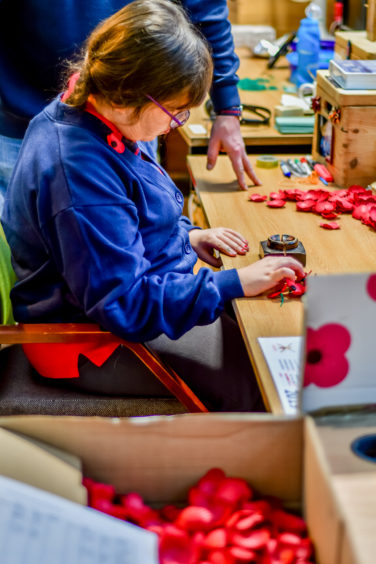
[0,0,240,137]
[1,97,243,341]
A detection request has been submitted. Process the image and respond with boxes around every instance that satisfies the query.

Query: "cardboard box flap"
[304,418,345,564]
[334,473,376,564]
[0,427,86,504]
[313,413,376,475]
[0,414,304,504]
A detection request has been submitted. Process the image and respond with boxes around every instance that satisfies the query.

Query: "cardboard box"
[312,69,376,187]
[0,413,363,563]
[1,413,375,563]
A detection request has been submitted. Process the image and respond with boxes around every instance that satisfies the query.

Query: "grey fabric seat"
[0,345,187,416]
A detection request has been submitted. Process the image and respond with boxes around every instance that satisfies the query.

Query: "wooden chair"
[0,224,207,416]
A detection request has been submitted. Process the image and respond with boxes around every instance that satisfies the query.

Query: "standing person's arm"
[183,0,261,189]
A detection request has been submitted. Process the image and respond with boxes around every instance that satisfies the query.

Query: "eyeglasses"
[145,94,190,129]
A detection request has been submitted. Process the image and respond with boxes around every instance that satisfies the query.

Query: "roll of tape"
[256,155,279,168]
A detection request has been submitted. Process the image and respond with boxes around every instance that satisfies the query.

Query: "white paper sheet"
[188,123,207,134]
[0,475,158,564]
[258,337,303,414]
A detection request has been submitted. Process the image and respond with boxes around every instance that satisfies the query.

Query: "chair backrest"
[0,223,16,325]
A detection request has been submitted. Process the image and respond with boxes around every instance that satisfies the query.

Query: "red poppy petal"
[270,191,286,200]
[188,486,211,508]
[267,199,286,208]
[227,546,257,562]
[160,504,182,522]
[230,528,271,550]
[271,509,307,535]
[214,478,253,506]
[175,506,216,532]
[319,222,340,229]
[159,527,198,564]
[352,204,370,221]
[203,528,228,549]
[315,201,336,214]
[321,211,338,220]
[296,200,316,212]
[241,499,272,516]
[205,549,233,564]
[336,199,354,212]
[234,512,264,531]
[283,189,302,201]
[248,193,267,202]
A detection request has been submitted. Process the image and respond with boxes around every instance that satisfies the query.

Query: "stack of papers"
[275,116,315,134]
[0,475,158,564]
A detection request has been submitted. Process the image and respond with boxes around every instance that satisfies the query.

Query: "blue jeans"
[0,134,23,215]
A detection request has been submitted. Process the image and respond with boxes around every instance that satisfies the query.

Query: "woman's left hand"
[189,227,249,267]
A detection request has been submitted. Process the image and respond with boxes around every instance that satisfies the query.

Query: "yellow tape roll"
[256,155,279,168]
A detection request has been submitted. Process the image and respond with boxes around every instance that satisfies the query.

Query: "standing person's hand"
[189,227,249,268]
[206,116,261,190]
[237,256,305,297]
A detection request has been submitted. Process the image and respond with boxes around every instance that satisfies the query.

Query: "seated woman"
[1,0,304,411]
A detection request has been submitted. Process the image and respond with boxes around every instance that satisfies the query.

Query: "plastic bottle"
[296,2,321,86]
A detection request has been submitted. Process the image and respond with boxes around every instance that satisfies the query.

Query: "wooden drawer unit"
[312,70,376,188]
[335,30,376,60]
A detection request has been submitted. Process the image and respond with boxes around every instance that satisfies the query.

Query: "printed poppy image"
[304,323,351,388]
[366,274,376,301]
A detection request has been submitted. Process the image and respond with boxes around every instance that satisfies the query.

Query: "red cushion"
[23,339,121,379]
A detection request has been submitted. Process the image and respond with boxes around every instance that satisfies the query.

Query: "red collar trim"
[61,73,125,153]
[84,102,125,154]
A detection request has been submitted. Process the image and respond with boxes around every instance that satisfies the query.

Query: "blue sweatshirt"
[0,0,240,137]
[1,97,244,341]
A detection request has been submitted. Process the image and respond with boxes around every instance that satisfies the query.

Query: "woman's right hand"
[237,256,305,297]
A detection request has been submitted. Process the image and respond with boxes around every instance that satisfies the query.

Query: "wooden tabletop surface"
[179,49,313,149]
[187,154,376,413]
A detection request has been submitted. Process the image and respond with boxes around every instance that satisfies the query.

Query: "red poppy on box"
[304,323,351,388]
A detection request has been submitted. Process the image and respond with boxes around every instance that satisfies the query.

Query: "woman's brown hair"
[64,0,213,114]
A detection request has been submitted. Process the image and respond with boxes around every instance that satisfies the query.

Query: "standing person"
[2,0,303,411]
[0,0,259,214]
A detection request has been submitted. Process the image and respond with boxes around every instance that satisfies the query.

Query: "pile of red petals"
[267,271,309,302]
[249,185,376,230]
[83,468,315,564]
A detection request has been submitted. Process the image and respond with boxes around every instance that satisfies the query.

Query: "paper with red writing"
[258,337,302,414]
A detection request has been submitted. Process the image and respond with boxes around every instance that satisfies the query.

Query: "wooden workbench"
[187,154,376,413]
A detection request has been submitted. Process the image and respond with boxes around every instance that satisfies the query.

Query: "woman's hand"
[237,256,305,297]
[189,227,249,267]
